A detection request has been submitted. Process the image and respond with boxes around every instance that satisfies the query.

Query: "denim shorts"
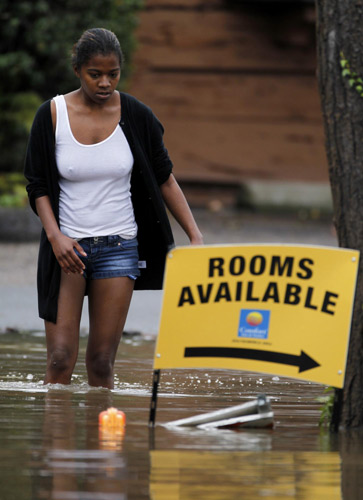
[75,235,140,280]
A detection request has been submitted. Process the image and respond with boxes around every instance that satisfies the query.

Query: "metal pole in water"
[149,369,160,427]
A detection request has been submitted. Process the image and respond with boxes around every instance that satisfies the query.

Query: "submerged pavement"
[0,209,337,335]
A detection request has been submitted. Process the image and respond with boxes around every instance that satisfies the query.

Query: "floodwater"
[1,332,362,500]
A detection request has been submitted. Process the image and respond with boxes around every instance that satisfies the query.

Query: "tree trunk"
[315,0,363,429]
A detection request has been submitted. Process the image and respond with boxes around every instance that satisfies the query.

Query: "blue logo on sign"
[238,309,271,339]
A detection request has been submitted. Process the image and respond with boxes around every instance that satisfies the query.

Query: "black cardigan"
[24,92,174,323]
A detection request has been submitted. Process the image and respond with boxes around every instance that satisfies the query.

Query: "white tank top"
[54,94,137,239]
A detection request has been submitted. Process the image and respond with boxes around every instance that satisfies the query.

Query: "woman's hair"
[72,28,123,70]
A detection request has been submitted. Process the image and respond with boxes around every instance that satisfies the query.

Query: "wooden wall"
[127,0,328,188]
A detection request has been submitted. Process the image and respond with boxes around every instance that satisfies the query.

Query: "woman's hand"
[189,233,204,246]
[49,232,87,275]
[34,196,87,275]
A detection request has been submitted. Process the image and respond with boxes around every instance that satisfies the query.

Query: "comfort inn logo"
[238,309,271,340]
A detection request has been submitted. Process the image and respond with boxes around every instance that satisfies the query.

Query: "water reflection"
[35,390,129,499]
[338,430,363,500]
[0,332,362,499]
[155,425,273,452]
[149,450,341,499]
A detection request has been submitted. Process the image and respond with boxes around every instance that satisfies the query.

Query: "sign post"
[149,244,359,426]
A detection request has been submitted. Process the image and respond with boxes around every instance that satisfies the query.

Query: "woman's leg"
[86,277,134,389]
[44,272,86,384]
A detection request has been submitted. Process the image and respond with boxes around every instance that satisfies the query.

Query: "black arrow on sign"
[184,347,320,373]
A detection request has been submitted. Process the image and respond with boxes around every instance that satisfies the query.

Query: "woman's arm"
[160,174,203,245]
[35,195,87,275]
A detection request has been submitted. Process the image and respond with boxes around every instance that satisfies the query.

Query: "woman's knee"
[87,352,114,379]
[48,347,76,374]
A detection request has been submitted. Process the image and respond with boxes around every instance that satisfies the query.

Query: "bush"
[0,92,43,173]
[0,173,28,207]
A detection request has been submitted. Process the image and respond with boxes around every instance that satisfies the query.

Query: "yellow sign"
[154,245,359,388]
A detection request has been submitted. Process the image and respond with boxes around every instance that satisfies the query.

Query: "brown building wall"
[126,0,328,188]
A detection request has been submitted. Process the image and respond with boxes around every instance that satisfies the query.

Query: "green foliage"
[0,92,43,174]
[340,52,363,98]
[0,0,143,97]
[317,387,335,428]
[0,0,143,173]
[0,173,28,207]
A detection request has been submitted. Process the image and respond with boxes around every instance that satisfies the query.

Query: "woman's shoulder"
[27,100,53,141]
[33,99,53,125]
[35,95,64,116]
[120,92,154,119]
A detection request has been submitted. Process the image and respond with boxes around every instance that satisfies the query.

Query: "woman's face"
[75,52,121,104]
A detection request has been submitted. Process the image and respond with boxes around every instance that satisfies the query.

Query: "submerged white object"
[197,411,274,429]
[166,394,273,429]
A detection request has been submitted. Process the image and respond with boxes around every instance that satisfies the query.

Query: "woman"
[24,28,203,389]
